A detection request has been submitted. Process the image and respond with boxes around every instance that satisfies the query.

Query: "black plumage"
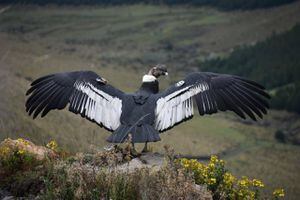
[25,66,270,145]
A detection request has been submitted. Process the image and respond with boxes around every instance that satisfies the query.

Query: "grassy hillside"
[199,24,300,113]
[200,25,300,89]
[0,3,300,199]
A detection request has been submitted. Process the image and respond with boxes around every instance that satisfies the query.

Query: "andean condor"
[26,64,270,152]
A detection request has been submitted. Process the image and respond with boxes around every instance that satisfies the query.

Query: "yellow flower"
[46,140,58,150]
[17,149,25,155]
[207,177,217,185]
[178,157,284,200]
[238,176,251,187]
[210,155,218,163]
[223,172,235,186]
[219,159,225,165]
[17,138,29,145]
[249,191,256,200]
[0,146,11,157]
[17,138,25,143]
[208,163,215,169]
[252,179,264,188]
[273,188,284,197]
[4,147,10,154]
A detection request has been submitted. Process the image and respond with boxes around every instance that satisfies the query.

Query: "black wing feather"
[232,84,267,114]
[232,75,266,90]
[26,71,124,131]
[217,89,246,119]
[30,74,53,86]
[155,72,270,132]
[26,81,56,109]
[223,87,257,121]
[235,82,269,108]
[28,85,60,115]
[230,87,263,118]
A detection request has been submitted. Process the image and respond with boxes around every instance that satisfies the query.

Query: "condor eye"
[176,80,185,87]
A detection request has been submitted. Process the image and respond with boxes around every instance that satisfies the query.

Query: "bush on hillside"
[0,138,285,200]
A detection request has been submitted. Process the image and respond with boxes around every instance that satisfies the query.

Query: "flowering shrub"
[0,139,286,199]
[46,140,58,151]
[178,155,284,200]
[273,188,285,198]
[0,138,40,173]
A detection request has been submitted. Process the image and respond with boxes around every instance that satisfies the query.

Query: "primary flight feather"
[25,65,270,151]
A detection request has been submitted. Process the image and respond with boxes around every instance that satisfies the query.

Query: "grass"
[155,115,246,156]
[0,3,300,199]
[226,143,300,199]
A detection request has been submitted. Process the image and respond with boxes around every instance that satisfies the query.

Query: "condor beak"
[164,72,168,76]
[96,77,108,84]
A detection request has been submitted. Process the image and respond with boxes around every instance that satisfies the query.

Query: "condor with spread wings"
[26,65,270,151]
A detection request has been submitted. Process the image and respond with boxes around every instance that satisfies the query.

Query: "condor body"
[26,65,270,144]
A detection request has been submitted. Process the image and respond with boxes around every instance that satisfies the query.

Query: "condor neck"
[140,75,159,94]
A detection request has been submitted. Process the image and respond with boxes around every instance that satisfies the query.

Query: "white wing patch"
[72,81,122,130]
[176,80,185,87]
[155,82,209,131]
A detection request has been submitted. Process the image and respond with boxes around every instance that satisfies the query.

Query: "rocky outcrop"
[116,152,165,172]
[0,139,212,200]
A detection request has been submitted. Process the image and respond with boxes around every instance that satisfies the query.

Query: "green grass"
[0,3,300,199]
[154,115,246,156]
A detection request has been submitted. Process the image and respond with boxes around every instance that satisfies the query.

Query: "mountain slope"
[200,24,300,113]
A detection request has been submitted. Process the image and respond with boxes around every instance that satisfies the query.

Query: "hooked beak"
[96,77,108,84]
[164,72,168,76]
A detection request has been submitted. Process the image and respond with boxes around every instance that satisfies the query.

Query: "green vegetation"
[179,156,285,199]
[271,82,300,113]
[0,139,285,199]
[0,140,209,199]
[200,25,300,113]
[0,141,41,174]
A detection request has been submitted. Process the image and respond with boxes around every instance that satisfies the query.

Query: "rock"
[0,138,58,160]
[116,152,165,172]
[194,185,212,200]
[0,189,16,200]
[0,189,12,199]
[2,196,15,200]
[139,152,165,165]
[275,129,300,145]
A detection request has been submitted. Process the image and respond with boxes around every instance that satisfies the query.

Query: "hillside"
[0,2,300,199]
[199,24,300,113]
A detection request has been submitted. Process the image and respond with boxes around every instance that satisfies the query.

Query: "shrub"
[178,155,284,200]
[0,138,285,199]
[41,160,206,199]
[0,139,42,174]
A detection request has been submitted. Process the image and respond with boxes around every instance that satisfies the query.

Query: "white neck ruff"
[142,75,156,82]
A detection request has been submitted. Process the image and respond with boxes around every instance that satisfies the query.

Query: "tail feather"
[106,124,161,143]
